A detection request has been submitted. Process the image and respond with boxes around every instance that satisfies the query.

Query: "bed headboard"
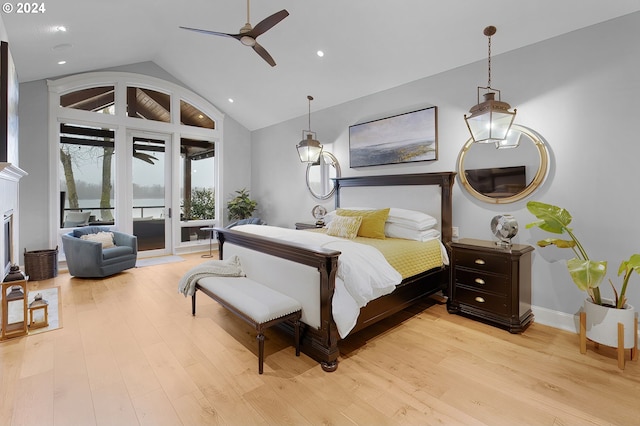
[333,172,456,243]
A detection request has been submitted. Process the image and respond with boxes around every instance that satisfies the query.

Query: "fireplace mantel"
[0,162,28,181]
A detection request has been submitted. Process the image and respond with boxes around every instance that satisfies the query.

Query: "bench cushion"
[197,276,302,323]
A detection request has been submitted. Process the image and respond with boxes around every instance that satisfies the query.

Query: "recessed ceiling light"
[228,98,234,103]
[57,60,67,65]
[55,26,67,32]
[317,50,324,57]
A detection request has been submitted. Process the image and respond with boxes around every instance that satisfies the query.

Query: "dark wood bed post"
[216,228,342,371]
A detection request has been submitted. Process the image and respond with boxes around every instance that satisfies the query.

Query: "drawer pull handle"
[474,259,486,265]
[475,296,485,303]
[475,278,485,285]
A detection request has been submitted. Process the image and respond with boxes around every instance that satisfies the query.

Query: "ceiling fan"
[180,0,289,67]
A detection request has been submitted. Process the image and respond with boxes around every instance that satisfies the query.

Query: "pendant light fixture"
[464,26,517,144]
[296,95,323,163]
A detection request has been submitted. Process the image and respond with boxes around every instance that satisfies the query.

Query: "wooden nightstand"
[295,222,323,230]
[447,238,534,333]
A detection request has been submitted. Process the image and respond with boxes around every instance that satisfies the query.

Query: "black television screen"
[465,165,526,198]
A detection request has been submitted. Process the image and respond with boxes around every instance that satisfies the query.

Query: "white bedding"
[229,224,403,337]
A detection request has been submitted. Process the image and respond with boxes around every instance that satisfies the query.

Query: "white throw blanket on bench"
[178,255,245,296]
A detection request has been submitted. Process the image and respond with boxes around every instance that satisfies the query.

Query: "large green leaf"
[526,201,573,235]
[617,254,640,276]
[567,258,607,291]
[537,238,576,249]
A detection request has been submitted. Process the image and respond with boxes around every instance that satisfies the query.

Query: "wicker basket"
[24,247,58,281]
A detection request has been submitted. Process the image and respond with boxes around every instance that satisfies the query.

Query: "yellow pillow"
[326,215,362,239]
[336,208,390,239]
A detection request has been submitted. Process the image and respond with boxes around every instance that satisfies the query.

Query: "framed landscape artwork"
[349,106,437,168]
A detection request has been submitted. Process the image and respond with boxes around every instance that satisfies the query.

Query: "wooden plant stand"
[580,311,638,370]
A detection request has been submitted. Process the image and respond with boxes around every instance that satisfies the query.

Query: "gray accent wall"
[250,12,640,322]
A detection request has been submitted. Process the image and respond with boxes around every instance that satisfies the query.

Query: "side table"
[200,227,216,258]
[448,238,534,333]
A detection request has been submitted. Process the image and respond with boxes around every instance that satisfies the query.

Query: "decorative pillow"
[337,208,390,239]
[326,215,362,239]
[387,208,437,231]
[385,223,441,241]
[80,231,115,248]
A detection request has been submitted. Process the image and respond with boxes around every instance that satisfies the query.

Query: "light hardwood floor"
[1,252,639,425]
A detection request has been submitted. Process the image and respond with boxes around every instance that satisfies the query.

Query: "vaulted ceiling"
[3,1,640,131]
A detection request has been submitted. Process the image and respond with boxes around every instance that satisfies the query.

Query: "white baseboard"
[532,304,640,340]
[531,305,581,334]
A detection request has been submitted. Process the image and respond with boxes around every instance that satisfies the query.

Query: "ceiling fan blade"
[179,26,241,41]
[252,42,276,67]
[246,9,289,38]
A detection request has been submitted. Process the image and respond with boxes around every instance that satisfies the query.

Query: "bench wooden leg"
[191,292,196,316]
[257,333,265,374]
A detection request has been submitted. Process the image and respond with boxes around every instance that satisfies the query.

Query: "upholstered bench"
[192,276,302,374]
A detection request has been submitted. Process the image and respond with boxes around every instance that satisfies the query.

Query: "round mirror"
[306,151,341,200]
[457,124,549,204]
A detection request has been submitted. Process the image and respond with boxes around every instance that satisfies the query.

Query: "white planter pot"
[583,298,636,349]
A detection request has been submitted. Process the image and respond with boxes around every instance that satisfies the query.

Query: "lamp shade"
[296,132,323,163]
[465,92,516,144]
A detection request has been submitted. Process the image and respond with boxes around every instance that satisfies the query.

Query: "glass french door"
[129,131,172,255]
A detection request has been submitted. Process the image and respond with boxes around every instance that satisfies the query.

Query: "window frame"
[48,72,223,254]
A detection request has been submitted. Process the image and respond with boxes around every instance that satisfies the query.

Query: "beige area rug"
[1,286,61,337]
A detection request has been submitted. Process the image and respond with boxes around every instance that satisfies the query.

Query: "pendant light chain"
[487,32,492,88]
[307,95,313,132]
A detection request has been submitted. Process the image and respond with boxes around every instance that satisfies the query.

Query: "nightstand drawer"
[455,287,508,315]
[454,268,509,294]
[453,250,510,275]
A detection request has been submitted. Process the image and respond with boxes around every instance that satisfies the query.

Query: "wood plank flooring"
[1,252,639,425]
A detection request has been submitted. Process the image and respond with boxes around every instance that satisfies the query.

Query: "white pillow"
[385,223,440,241]
[80,231,115,248]
[386,208,437,231]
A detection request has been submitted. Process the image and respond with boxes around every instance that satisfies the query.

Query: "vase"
[583,298,636,349]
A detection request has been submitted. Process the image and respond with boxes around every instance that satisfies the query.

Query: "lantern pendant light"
[464,26,517,144]
[296,95,323,163]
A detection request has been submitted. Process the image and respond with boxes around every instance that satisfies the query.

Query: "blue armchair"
[61,226,138,278]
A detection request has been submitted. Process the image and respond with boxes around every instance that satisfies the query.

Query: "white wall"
[250,12,640,325]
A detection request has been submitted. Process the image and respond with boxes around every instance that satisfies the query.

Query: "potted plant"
[526,201,640,349]
[227,188,257,221]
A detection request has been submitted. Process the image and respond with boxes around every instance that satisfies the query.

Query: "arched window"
[49,72,223,256]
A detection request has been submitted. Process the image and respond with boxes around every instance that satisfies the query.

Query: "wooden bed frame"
[215,172,456,372]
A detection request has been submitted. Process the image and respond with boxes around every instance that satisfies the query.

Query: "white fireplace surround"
[0,162,27,280]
